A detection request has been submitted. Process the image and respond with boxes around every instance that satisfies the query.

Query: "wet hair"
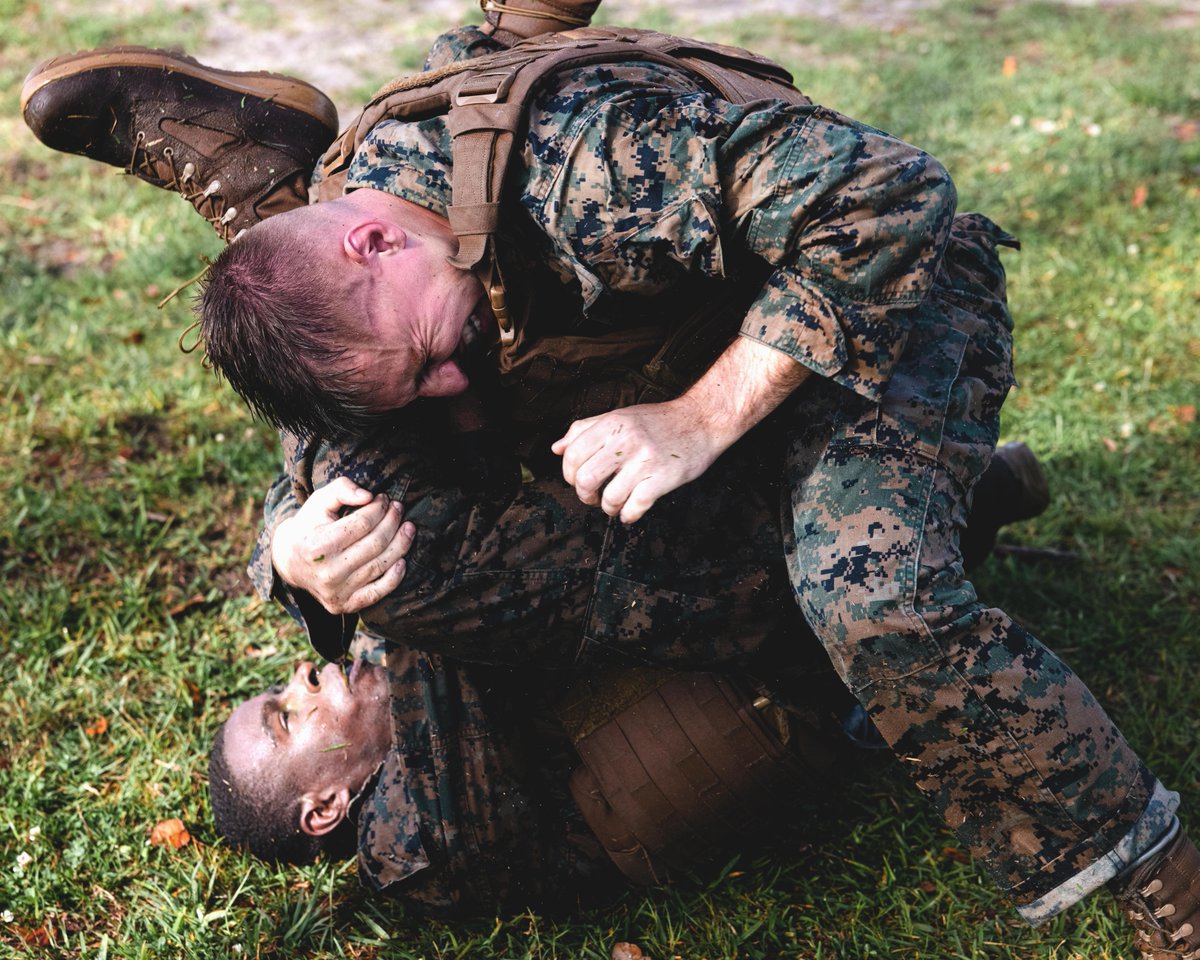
[197,218,383,440]
[207,723,356,865]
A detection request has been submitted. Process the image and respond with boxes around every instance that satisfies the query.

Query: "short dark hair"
[197,222,382,440]
[207,723,356,865]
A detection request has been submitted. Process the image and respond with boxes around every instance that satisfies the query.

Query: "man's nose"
[290,661,320,692]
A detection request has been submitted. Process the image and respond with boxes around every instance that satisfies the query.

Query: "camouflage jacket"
[347,27,959,403]
[250,25,960,650]
[353,635,622,914]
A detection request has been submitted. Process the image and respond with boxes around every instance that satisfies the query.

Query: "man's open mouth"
[459,300,497,355]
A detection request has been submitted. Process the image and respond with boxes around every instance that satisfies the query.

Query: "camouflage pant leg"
[784,214,1176,921]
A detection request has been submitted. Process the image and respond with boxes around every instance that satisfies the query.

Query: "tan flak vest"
[316,27,812,428]
[320,29,833,885]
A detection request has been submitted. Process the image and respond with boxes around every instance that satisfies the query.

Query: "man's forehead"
[224,692,278,764]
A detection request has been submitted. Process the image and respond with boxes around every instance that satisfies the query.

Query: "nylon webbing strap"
[316,25,810,336]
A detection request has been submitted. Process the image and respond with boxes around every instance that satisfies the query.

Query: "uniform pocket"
[582,573,729,668]
[872,314,971,460]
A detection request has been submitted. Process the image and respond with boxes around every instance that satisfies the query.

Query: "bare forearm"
[683,334,810,454]
[553,334,810,523]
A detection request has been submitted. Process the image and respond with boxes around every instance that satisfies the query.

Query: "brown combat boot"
[21,47,338,241]
[480,0,601,43]
[1114,829,1200,959]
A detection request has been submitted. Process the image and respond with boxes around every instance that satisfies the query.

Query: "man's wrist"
[270,515,300,587]
[682,336,809,450]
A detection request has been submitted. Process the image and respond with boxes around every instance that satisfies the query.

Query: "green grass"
[2,1,1198,957]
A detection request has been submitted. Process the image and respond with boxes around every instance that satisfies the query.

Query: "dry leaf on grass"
[83,717,108,737]
[149,819,191,849]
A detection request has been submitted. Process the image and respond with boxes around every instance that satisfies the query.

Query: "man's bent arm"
[554,336,809,522]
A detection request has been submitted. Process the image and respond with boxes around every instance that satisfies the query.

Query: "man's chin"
[347,658,384,697]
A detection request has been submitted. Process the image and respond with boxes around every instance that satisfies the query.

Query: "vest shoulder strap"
[315,28,810,337]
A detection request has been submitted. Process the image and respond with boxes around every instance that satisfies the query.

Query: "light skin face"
[325,189,497,412]
[221,659,391,837]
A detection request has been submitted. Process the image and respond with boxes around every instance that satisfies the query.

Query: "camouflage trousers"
[780,214,1175,922]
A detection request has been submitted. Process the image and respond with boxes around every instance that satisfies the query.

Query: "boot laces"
[1126,879,1200,959]
[126,131,238,241]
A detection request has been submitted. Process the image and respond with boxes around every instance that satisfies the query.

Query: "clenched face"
[221,660,391,812]
[328,193,499,412]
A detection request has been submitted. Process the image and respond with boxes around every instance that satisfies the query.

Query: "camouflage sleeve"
[246,470,298,605]
[523,66,958,400]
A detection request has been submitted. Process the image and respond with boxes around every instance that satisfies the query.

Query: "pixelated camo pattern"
[346,29,958,404]
[250,26,1170,913]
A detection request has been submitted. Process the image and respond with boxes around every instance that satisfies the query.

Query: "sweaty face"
[221,660,391,808]
[340,238,497,412]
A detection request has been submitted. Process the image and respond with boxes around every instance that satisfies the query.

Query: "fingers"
[303,494,391,561]
[308,476,374,520]
[343,556,409,612]
[550,415,597,457]
[599,462,652,519]
[307,508,414,609]
[339,510,415,592]
[556,419,630,500]
[618,478,665,524]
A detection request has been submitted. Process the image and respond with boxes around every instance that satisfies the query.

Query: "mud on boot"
[21,46,339,241]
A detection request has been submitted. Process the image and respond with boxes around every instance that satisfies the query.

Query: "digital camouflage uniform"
[348,632,626,914]
[250,26,1176,921]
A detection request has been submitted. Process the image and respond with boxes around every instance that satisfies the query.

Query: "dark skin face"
[221,659,391,837]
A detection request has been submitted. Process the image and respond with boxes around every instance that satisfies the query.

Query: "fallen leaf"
[121,329,146,345]
[83,716,108,737]
[1131,184,1148,208]
[14,925,52,948]
[149,818,191,849]
[920,880,937,893]
[942,846,971,864]
[1102,437,1119,453]
[183,678,204,711]
[612,943,648,960]
[1171,120,1198,143]
[1172,404,1196,424]
[1002,55,1018,77]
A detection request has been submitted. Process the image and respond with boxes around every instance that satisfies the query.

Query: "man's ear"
[343,220,406,264]
[298,787,352,837]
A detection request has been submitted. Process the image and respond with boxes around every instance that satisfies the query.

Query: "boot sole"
[20,45,338,133]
